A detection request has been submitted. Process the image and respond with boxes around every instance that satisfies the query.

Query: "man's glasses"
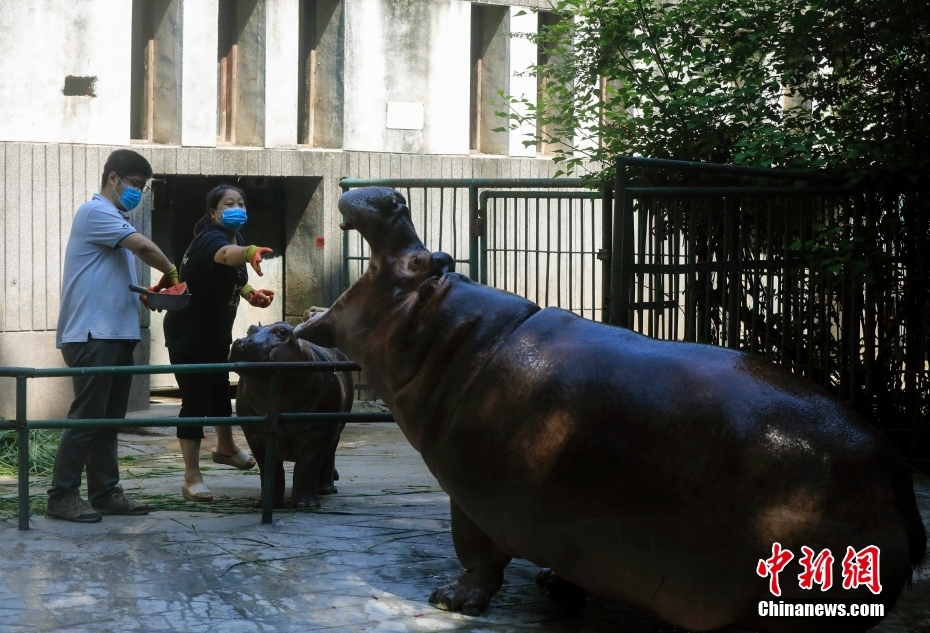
[118,175,151,193]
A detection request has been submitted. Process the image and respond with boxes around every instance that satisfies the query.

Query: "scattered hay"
[0,430,60,476]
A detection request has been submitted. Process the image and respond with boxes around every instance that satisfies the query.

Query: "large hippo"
[231,322,354,508]
[294,187,926,632]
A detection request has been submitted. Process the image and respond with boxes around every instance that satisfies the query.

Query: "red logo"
[758,544,882,595]
[757,542,795,596]
[798,546,834,591]
[841,545,882,595]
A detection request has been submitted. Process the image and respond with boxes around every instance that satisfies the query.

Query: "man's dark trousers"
[48,337,138,505]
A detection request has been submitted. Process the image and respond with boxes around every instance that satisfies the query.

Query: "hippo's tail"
[894,464,928,579]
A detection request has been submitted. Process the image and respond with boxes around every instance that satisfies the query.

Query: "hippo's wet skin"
[231,322,354,508]
[295,187,927,632]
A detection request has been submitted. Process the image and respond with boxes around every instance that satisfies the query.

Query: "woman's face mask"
[216,207,248,231]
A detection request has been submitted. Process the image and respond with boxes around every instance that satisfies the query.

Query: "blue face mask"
[117,176,143,211]
[218,207,248,231]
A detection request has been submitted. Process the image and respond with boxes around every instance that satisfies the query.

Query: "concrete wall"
[0,2,133,145]
[508,7,538,157]
[181,0,220,146]
[265,0,300,148]
[342,0,470,154]
[307,0,345,148]
[152,0,185,144]
[0,0,556,154]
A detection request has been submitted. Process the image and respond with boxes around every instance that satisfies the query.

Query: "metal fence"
[0,362,394,530]
[607,156,928,461]
[339,178,607,321]
[480,191,604,322]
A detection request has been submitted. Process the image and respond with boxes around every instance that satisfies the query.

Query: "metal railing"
[338,178,608,320]
[479,190,604,322]
[0,362,394,530]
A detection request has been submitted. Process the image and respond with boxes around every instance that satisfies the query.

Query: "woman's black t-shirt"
[164,224,248,355]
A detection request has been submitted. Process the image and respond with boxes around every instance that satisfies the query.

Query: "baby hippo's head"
[230,322,306,363]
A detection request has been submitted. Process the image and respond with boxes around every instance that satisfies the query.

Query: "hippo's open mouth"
[338,187,423,258]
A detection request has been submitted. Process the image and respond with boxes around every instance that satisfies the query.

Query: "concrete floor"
[1,400,928,633]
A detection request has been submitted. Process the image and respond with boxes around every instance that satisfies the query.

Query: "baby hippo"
[230,321,354,508]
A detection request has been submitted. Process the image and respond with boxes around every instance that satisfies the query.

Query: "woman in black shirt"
[164,185,275,502]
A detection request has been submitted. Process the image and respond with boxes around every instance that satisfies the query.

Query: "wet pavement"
[1,400,928,633]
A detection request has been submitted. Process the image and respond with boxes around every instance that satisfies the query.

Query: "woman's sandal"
[181,481,214,502]
[211,448,256,471]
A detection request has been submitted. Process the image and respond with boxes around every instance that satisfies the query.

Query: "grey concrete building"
[0,0,566,418]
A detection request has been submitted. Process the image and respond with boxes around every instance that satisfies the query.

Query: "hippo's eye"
[410,255,421,270]
[274,328,288,341]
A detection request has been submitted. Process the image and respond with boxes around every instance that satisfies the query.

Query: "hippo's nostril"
[431,251,455,275]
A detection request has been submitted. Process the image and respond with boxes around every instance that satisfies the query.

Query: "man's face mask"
[117,176,143,211]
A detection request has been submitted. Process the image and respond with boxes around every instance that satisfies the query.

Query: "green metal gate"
[339,178,607,321]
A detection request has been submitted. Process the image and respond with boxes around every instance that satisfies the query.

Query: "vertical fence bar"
[17,375,30,530]
[611,159,628,326]
[727,198,740,349]
[261,373,282,524]
[848,194,863,407]
[601,184,613,323]
[686,200,696,341]
[341,182,351,290]
[469,186,480,283]
[863,193,875,406]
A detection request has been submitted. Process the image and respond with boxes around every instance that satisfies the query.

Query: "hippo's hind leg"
[430,499,511,616]
[535,569,586,604]
[317,423,344,496]
[292,443,333,508]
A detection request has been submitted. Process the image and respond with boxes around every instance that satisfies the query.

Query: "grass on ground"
[0,430,60,476]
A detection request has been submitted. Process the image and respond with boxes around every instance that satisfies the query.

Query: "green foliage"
[505,0,930,188]
[0,430,60,476]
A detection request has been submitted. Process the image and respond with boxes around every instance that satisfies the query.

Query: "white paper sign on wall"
[386,102,425,130]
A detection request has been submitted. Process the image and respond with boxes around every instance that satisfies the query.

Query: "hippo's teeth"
[339,222,354,231]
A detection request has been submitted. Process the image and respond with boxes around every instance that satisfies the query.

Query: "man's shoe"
[92,485,150,516]
[46,493,102,523]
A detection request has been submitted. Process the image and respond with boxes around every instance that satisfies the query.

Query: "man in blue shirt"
[48,149,178,523]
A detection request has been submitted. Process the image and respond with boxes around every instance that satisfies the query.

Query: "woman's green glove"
[244,245,273,276]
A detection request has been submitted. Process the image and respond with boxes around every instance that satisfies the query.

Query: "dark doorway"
[151,175,287,267]
[148,175,323,391]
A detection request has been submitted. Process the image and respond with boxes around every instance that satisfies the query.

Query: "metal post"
[848,194,864,407]
[261,374,282,524]
[16,375,29,530]
[609,158,628,327]
[468,186,480,282]
[726,197,740,349]
[600,182,613,323]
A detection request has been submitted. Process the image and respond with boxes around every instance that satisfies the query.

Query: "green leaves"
[502,0,929,188]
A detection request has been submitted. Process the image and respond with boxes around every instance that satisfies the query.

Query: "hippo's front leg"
[429,499,512,615]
